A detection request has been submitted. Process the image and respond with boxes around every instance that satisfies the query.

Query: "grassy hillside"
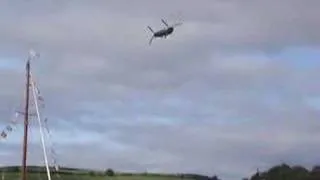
[0,166,201,180]
[0,172,185,180]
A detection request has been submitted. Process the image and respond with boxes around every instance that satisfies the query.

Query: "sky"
[0,0,320,179]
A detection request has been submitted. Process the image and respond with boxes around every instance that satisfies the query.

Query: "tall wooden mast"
[21,59,30,180]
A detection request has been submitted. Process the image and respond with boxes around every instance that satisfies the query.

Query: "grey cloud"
[1,52,319,180]
[0,1,320,180]
[95,118,320,178]
[0,0,319,55]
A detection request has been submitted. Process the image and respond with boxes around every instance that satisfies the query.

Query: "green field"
[0,166,198,180]
[1,172,187,180]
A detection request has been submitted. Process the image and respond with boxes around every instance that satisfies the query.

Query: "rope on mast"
[30,72,52,180]
[30,73,62,180]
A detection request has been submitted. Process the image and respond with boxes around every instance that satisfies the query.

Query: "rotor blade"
[161,19,169,27]
[147,26,154,33]
[172,22,182,27]
[149,36,154,45]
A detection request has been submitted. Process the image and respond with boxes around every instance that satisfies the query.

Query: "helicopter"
[147,19,182,45]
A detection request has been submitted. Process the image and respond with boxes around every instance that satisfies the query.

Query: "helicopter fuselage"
[147,19,182,45]
[154,27,174,37]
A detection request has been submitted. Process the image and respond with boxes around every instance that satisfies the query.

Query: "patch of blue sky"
[276,47,320,69]
[100,139,135,152]
[48,128,103,145]
[45,122,132,152]
[0,57,24,71]
[137,115,182,125]
[305,97,320,110]
[263,92,283,109]
[0,151,12,159]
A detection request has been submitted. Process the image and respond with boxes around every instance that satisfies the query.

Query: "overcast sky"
[0,0,320,180]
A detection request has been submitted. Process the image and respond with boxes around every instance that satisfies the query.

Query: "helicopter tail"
[147,26,154,33]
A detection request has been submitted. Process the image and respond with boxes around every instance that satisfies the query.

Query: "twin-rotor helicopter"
[147,19,183,45]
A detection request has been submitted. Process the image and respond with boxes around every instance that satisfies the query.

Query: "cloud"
[0,0,320,180]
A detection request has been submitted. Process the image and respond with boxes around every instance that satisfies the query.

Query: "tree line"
[245,163,320,180]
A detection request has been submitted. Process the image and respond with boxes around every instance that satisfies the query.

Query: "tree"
[290,165,309,180]
[250,172,261,180]
[105,168,115,176]
[265,163,292,180]
[247,163,315,180]
[89,171,96,176]
[211,175,220,180]
[307,165,320,180]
